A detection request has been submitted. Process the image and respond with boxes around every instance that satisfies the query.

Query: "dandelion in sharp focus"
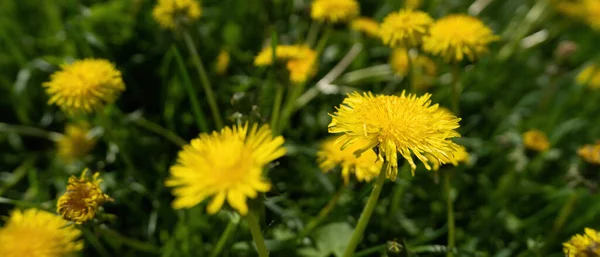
[317,137,382,184]
[563,228,600,257]
[166,123,286,215]
[0,208,83,257]
[379,9,433,48]
[152,0,201,30]
[43,59,125,114]
[311,0,359,23]
[423,14,499,62]
[328,91,461,180]
[57,169,113,224]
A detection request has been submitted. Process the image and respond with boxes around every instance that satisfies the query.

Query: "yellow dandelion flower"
[563,228,600,257]
[423,14,499,62]
[311,0,359,23]
[576,64,600,89]
[328,91,461,180]
[152,0,201,30]
[317,137,382,184]
[0,208,83,257]
[350,17,380,38]
[405,0,423,9]
[379,9,433,48]
[166,123,286,215]
[43,59,125,114]
[553,0,586,18]
[57,169,113,224]
[583,0,600,30]
[215,50,230,75]
[56,122,97,163]
[390,48,437,76]
[578,142,600,165]
[522,129,550,152]
[254,45,318,83]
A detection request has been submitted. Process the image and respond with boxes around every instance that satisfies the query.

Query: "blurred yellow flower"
[328,91,461,180]
[254,45,317,83]
[405,0,423,9]
[427,145,469,171]
[576,64,600,89]
[152,0,201,29]
[0,208,83,257]
[522,129,550,152]
[380,9,433,48]
[166,123,286,215]
[350,17,380,38]
[317,137,382,184]
[43,59,125,114]
[215,50,230,75]
[553,0,586,18]
[57,169,113,224]
[583,0,600,30]
[578,142,600,165]
[563,227,600,257]
[56,122,96,163]
[390,49,438,90]
[423,15,499,62]
[311,0,359,23]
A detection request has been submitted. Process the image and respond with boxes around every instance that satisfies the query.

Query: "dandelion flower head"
[215,50,230,75]
[350,17,380,38]
[576,64,600,89]
[166,123,286,215]
[563,227,600,257]
[317,137,382,184]
[328,91,461,180]
[311,0,359,23]
[43,59,125,114]
[522,129,550,152]
[583,0,600,30]
[423,14,499,62]
[552,0,585,18]
[152,0,201,29]
[578,142,600,165]
[0,208,83,257]
[57,122,97,163]
[57,169,113,224]
[254,45,317,83]
[390,48,437,77]
[379,9,433,48]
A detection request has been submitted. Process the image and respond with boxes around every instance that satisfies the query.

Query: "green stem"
[210,218,238,257]
[315,26,333,56]
[451,65,461,115]
[98,226,161,254]
[128,115,187,147]
[83,228,111,257]
[297,185,346,239]
[245,212,269,257]
[353,243,387,257]
[305,21,321,47]
[341,162,388,257]
[182,30,224,129]
[278,82,306,132]
[444,171,456,257]
[406,48,416,93]
[0,122,62,141]
[269,31,283,134]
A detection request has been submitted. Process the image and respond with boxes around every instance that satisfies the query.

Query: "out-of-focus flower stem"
[297,185,346,240]
[245,211,269,257]
[269,31,284,134]
[497,0,550,61]
[210,216,239,257]
[445,171,456,257]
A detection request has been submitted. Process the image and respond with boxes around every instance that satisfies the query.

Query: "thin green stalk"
[269,31,284,134]
[451,65,461,115]
[210,218,238,257]
[341,162,388,257]
[171,45,210,132]
[83,228,111,257]
[353,243,387,257]
[406,48,416,93]
[305,21,321,47]
[245,212,269,257]
[99,226,161,254]
[444,171,456,257]
[0,122,62,141]
[182,30,224,129]
[297,185,346,239]
[128,115,187,147]
[315,26,333,56]
[278,82,306,132]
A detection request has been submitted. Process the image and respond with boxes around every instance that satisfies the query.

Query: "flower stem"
[406,48,416,93]
[297,185,346,240]
[210,217,238,257]
[450,64,461,115]
[268,30,284,134]
[315,25,333,56]
[245,211,269,257]
[182,30,224,129]
[341,162,388,257]
[0,122,62,141]
[444,171,456,257]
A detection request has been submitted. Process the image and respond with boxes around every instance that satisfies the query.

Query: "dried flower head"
[57,169,113,224]
[0,208,83,257]
[43,59,125,114]
[423,14,499,62]
[379,9,433,48]
[578,142,600,165]
[563,228,600,257]
[317,137,382,184]
[311,0,359,23]
[166,123,286,215]
[152,0,201,29]
[254,45,317,83]
[576,64,600,89]
[350,17,380,38]
[328,91,461,180]
[56,122,97,163]
[522,129,550,152]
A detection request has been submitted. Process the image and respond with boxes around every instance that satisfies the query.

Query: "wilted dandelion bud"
[56,122,97,163]
[152,0,201,30]
[57,169,113,224]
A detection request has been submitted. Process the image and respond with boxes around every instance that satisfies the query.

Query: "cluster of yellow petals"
[553,0,600,30]
[254,45,317,83]
[350,17,380,38]
[166,123,286,215]
[311,0,359,23]
[576,64,600,89]
[328,91,461,180]
[56,122,97,163]
[57,169,113,224]
[317,137,382,184]
[43,59,125,114]
[390,48,437,90]
[215,50,231,75]
[0,209,83,257]
[380,9,433,48]
[423,15,499,62]
[578,142,600,165]
[152,0,201,29]
[563,228,600,257]
[522,129,551,152]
